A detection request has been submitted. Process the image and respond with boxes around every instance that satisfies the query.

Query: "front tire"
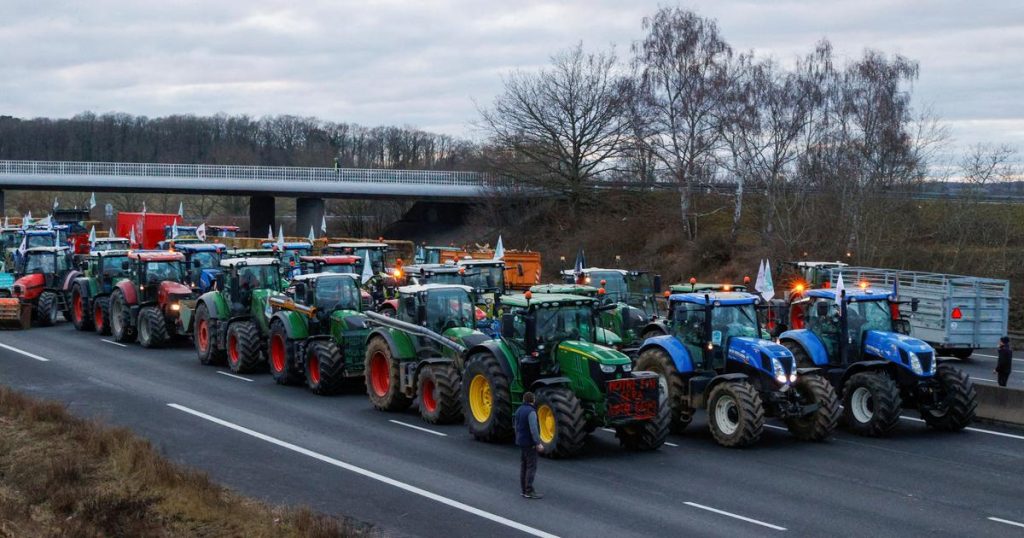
[635,347,691,432]
[921,364,977,431]
[70,285,93,331]
[93,297,111,335]
[842,371,901,437]
[269,321,303,385]
[707,380,765,448]
[364,337,411,410]
[306,340,347,395]
[418,364,462,424]
[462,352,514,442]
[534,386,587,458]
[785,374,840,441]
[109,289,135,343]
[137,306,169,348]
[36,291,59,327]
[194,304,225,366]
[226,320,263,373]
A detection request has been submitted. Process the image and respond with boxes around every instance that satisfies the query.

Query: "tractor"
[8,246,74,326]
[260,240,313,279]
[175,243,227,293]
[299,255,361,275]
[266,272,369,394]
[65,249,132,333]
[634,291,839,447]
[363,284,491,424]
[462,292,670,458]
[185,257,283,373]
[561,268,663,349]
[108,251,195,347]
[88,236,131,253]
[778,286,977,436]
[323,242,396,306]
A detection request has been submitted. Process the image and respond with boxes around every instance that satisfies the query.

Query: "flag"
[494,235,505,260]
[320,214,327,234]
[108,227,114,238]
[754,260,765,295]
[196,223,207,241]
[573,248,585,282]
[53,197,59,210]
[835,273,845,315]
[267,225,274,240]
[308,226,316,243]
[361,251,373,284]
[88,192,96,210]
[88,226,96,249]
[142,201,146,213]
[129,226,137,247]
[17,235,26,256]
[3,216,7,227]
[277,225,285,251]
[761,260,775,301]
[177,202,184,218]
[171,221,179,239]
[45,214,53,230]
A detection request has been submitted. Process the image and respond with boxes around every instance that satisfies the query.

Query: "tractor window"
[807,298,841,357]
[27,234,54,249]
[535,306,596,343]
[846,299,893,346]
[314,278,360,311]
[94,240,130,252]
[190,251,220,269]
[710,304,760,344]
[423,272,463,285]
[670,301,707,346]
[321,263,358,274]
[588,271,627,302]
[238,265,281,291]
[144,261,186,284]
[100,256,129,278]
[25,254,56,274]
[424,289,475,333]
[461,265,505,292]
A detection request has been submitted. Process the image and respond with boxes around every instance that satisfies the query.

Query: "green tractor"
[266,272,370,394]
[184,257,283,373]
[462,292,670,458]
[562,268,662,349]
[362,284,491,424]
[66,249,132,333]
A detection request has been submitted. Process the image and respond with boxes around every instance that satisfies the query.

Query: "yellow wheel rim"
[537,404,556,444]
[469,374,493,423]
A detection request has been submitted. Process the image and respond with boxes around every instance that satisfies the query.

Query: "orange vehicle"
[437,249,542,291]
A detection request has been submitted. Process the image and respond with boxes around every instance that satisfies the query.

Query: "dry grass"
[0,387,376,538]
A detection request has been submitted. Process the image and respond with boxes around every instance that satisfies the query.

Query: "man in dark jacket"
[996,336,1013,387]
[514,392,544,499]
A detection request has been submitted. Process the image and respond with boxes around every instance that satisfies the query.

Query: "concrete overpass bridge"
[0,160,499,235]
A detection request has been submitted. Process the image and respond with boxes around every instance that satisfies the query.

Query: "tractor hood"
[12,273,45,299]
[329,309,368,330]
[158,280,193,302]
[863,330,935,375]
[557,340,631,365]
[727,337,796,380]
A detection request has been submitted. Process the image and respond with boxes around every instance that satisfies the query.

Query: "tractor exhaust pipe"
[364,310,467,355]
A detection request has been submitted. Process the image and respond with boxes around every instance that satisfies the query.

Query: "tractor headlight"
[771,358,788,384]
[170,303,180,312]
[909,352,923,375]
[599,364,617,374]
[622,363,632,372]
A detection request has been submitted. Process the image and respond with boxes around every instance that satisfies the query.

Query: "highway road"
[953,350,1024,388]
[2,324,1024,537]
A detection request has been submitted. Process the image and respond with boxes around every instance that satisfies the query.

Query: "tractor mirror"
[516,263,524,277]
[416,303,427,324]
[501,314,515,338]
[294,282,308,302]
[911,298,919,313]
[815,301,829,317]
[524,315,537,349]
[653,275,663,293]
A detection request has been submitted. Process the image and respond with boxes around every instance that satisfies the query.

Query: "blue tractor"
[175,243,228,293]
[634,291,839,447]
[779,287,977,436]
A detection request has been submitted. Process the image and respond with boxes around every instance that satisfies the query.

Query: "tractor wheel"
[226,320,263,374]
[842,371,902,437]
[364,337,411,410]
[462,352,514,442]
[707,380,765,448]
[783,341,815,369]
[109,289,135,343]
[784,374,840,441]
[137,306,169,348]
[921,364,977,431]
[306,340,347,395]
[70,285,93,331]
[635,346,691,432]
[418,364,462,424]
[35,291,59,327]
[268,321,302,385]
[642,328,666,341]
[534,386,587,458]
[194,304,225,366]
[950,349,973,361]
[93,297,111,335]
[615,379,671,451]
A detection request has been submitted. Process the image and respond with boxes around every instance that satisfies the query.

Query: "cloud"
[0,0,1021,156]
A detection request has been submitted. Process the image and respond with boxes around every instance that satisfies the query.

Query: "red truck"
[116,212,182,250]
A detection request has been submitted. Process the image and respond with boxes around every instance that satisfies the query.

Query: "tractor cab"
[402,264,464,286]
[85,249,132,292]
[163,225,198,240]
[125,251,189,305]
[91,237,132,252]
[396,284,478,337]
[529,283,599,297]
[783,261,849,292]
[176,243,227,292]
[21,228,65,250]
[226,248,277,259]
[208,225,239,238]
[290,273,363,313]
[16,246,72,279]
[299,255,361,275]
[457,259,506,295]
[218,257,283,305]
[415,245,461,265]
[669,280,748,294]
[561,268,662,348]
[324,242,388,275]
[1,227,21,250]
[260,241,313,278]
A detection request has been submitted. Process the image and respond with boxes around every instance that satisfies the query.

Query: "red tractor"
[8,246,75,326]
[109,251,195,347]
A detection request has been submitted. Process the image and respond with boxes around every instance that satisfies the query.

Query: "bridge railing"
[0,160,491,187]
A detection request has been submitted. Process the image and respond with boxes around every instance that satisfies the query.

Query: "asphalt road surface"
[2,324,1024,537]
[951,349,1023,388]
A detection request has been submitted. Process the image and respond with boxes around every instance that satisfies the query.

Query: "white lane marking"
[389,419,447,437]
[971,353,1024,363]
[989,517,1024,529]
[684,501,787,531]
[0,342,50,362]
[601,428,616,433]
[168,404,558,538]
[216,371,253,382]
[764,424,789,432]
[900,416,1024,441]
[665,442,679,447]
[101,339,127,348]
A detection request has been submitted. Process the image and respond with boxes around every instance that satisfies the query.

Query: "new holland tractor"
[66,249,131,332]
[462,292,670,458]
[175,243,227,293]
[778,286,977,436]
[108,251,195,348]
[266,272,370,394]
[260,240,312,279]
[634,291,839,447]
[362,284,490,424]
[185,257,283,373]
[8,246,74,326]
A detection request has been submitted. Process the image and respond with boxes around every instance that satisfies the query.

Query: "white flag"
[308,226,316,243]
[108,227,114,238]
[45,214,53,230]
[17,235,26,256]
[142,201,146,213]
[754,260,765,295]
[196,223,207,241]
[129,226,137,247]
[53,197,59,210]
[761,260,775,301]
[494,235,505,260]
[88,192,96,210]
[171,221,179,238]
[3,216,7,227]
[178,202,184,217]
[267,225,274,240]
[88,226,97,248]
[835,273,845,315]
[361,251,373,284]
[320,214,327,234]
[276,225,285,251]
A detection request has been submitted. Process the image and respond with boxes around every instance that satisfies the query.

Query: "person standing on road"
[514,392,544,499]
[996,336,1013,387]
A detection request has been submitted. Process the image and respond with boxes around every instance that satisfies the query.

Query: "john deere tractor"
[66,249,131,332]
[185,257,283,373]
[778,287,977,436]
[266,272,369,394]
[108,251,195,347]
[260,240,312,279]
[634,291,839,447]
[363,284,490,424]
[9,246,74,326]
[462,292,670,458]
[562,268,662,349]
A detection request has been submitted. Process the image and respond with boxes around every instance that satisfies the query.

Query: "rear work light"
[951,307,963,320]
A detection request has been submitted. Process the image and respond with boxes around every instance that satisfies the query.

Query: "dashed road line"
[764,424,789,432]
[168,404,558,538]
[684,501,787,531]
[0,342,50,362]
[101,339,127,348]
[664,442,679,447]
[216,371,254,382]
[900,416,1024,441]
[971,353,1024,363]
[389,419,447,437]
[989,517,1024,529]
[601,428,616,433]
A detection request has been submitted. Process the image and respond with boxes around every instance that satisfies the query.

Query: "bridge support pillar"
[249,196,275,238]
[296,197,325,238]
[0,189,4,217]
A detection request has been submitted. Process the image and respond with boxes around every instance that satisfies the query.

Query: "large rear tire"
[93,297,111,335]
[364,337,411,410]
[921,364,977,431]
[615,379,671,451]
[782,341,815,369]
[707,380,765,448]
[226,320,263,373]
[418,364,462,424]
[109,289,135,343]
[306,340,347,395]
[462,352,514,442]
[36,291,59,327]
[269,321,302,385]
[785,374,840,441]
[70,285,93,331]
[635,347,691,432]
[137,306,169,348]
[842,371,901,437]
[194,304,225,366]
[534,386,587,458]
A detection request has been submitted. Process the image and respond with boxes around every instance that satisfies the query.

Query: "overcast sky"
[2,0,1021,163]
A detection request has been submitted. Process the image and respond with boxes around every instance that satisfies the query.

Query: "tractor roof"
[398,283,474,295]
[501,293,595,309]
[670,282,748,293]
[292,272,359,282]
[300,255,361,264]
[227,248,277,256]
[129,251,184,262]
[219,257,279,268]
[560,267,628,277]
[790,261,849,268]
[94,237,129,243]
[327,242,387,249]
[175,243,226,252]
[530,283,598,295]
[23,229,58,236]
[423,245,460,251]
[208,225,239,230]
[260,241,312,250]
[24,246,70,254]
[92,249,131,258]
[669,291,760,306]
[805,288,893,301]
[406,263,460,274]
[457,258,504,267]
